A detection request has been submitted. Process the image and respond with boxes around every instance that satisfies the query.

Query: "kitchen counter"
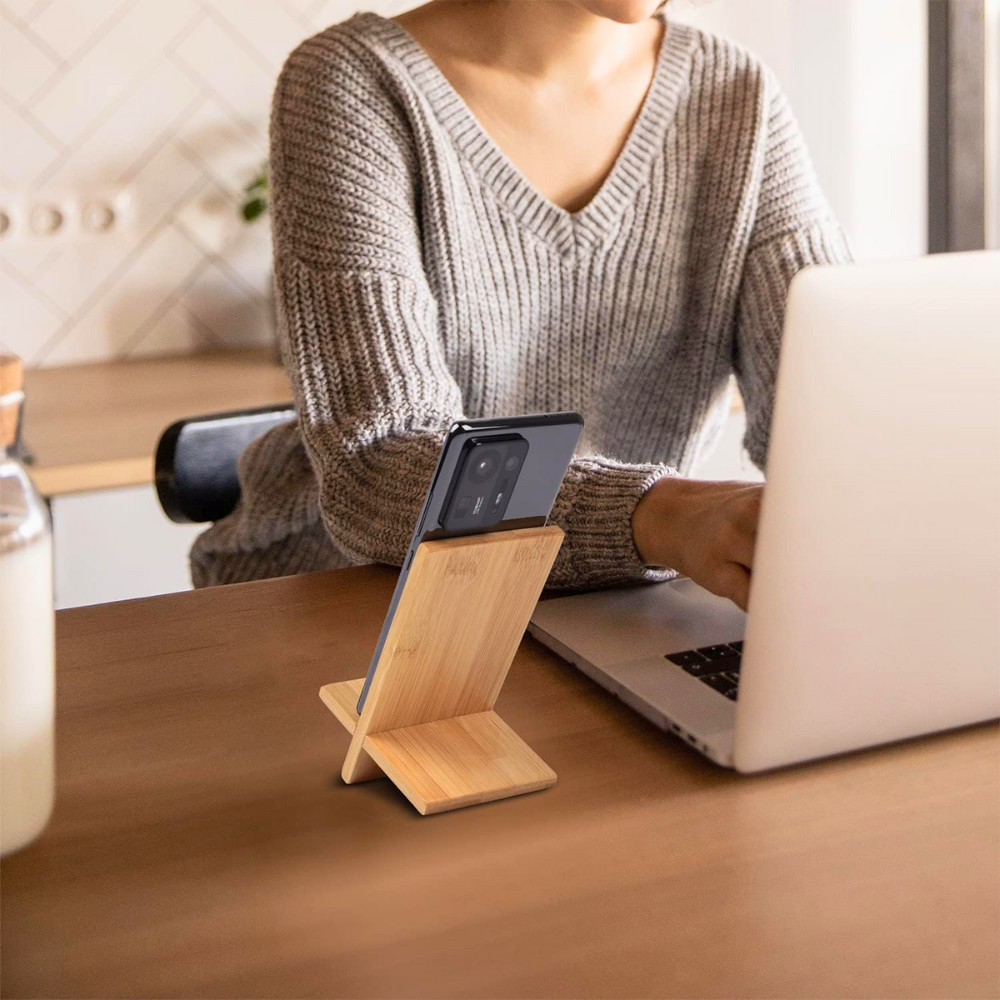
[22,349,292,497]
[20,351,749,499]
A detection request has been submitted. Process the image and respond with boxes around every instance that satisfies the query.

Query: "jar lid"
[0,354,24,449]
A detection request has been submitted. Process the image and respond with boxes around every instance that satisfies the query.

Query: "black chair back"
[155,404,295,523]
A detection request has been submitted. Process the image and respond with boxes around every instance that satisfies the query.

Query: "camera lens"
[468,449,501,483]
[504,455,520,472]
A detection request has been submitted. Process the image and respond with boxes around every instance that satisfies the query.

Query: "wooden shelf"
[21,349,291,497]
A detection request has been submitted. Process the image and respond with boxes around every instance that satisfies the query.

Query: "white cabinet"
[52,486,205,610]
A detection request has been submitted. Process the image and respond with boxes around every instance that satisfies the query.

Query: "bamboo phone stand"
[319,525,564,815]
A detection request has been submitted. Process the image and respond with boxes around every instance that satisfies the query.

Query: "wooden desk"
[22,349,291,497]
[2,569,997,999]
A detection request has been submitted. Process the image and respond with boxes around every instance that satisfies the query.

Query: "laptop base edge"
[527,622,735,768]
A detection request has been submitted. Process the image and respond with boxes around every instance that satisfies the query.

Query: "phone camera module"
[440,434,530,532]
[469,449,501,483]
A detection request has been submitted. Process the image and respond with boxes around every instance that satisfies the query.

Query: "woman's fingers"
[719,490,760,569]
[717,562,751,611]
[633,476,763,610]
[735,487,763,539]
[716,491,760,608]
[722,520,756,570]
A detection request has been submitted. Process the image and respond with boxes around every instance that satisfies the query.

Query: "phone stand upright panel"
[319,525,564,814]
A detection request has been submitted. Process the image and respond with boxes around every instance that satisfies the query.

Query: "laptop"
[529,251,1000,772]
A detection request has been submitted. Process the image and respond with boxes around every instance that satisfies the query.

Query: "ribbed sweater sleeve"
[734,76,853,467]
[268,29,669,587]
[269,31,462,567]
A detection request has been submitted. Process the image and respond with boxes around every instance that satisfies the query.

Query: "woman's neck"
[398,1,662,87]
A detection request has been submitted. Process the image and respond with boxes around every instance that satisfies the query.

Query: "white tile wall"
[2,0,925,369]
[0,0,412,368]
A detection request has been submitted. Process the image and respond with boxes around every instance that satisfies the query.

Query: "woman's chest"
[424,206,721,413]
[426,176,707,348]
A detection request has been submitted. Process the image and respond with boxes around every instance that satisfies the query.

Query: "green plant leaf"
[242,198,268,222]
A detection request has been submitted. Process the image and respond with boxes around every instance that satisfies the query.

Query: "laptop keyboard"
[665,641,743,701]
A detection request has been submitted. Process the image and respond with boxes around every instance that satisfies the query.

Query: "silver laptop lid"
[735,251,1000,771]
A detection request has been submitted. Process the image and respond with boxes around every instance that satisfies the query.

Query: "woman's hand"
[632,477,764,611]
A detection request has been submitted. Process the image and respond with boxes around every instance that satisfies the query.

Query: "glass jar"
[0,357,55,856]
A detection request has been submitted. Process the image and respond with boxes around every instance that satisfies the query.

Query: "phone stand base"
[321,679,556,814]
[318,525,565,815]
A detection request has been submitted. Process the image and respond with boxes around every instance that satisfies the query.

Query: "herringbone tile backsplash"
[0,0,409,368]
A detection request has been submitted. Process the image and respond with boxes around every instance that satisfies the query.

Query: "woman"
[191,0,850,609]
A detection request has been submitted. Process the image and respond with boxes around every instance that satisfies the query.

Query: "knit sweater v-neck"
[190,11,851,590]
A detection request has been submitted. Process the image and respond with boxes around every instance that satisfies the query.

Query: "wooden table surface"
[22,349,291,497]
[2,567,997,999]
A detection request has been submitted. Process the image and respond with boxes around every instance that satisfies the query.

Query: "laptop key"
[704,653,740,675]
[727,640,744,653]
[700,673,732,694]
[665,649,708,668]
[721,670,741,686]
[697,644,737,661]
[724,687,739,701]
[680,659,721,678]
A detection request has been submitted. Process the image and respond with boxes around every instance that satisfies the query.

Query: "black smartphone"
[355,412,584,713]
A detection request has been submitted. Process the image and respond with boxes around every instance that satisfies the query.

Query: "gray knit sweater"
[190,11,851,590]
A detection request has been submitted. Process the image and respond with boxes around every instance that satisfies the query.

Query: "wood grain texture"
[320,679,389,783]
[365,711,557,815]
[1,566,998,999]
[21,349,291,496]
[319,678,363,735]
[342,526,564,784]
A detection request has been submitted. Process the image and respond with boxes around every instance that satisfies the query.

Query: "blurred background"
[1,0,997,607]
